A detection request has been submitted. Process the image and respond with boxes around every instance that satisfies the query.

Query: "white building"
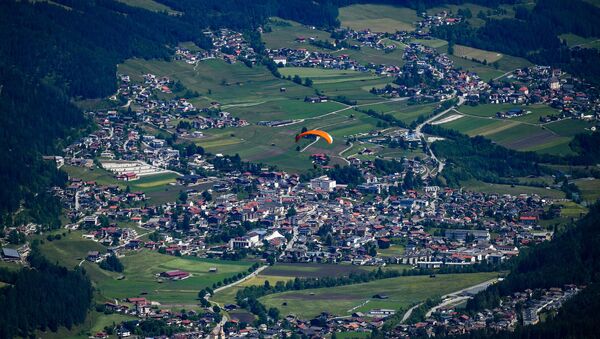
[310,175,336,192]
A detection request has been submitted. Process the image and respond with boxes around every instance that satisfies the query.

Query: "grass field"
[116,0,180,14]
[454,44,503,64]
[260,272,498,319]
[339,4,419,32]
[94,250,253,306]
[377,244,406,257]
[262,18,334,53]
[560,33,600,50]
[363,101,437,124]
[573,178,600,203]
[40,230,108,268]
[447,55,505,81]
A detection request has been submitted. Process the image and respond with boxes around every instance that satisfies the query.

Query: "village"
[0,7,595,339]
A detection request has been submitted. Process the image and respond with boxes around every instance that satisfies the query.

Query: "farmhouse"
[159,270,191,280]
[1,248,20,261]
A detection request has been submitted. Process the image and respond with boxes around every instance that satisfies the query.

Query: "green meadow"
[260,272,498,319]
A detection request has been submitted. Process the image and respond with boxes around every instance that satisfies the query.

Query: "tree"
[178,191,188,203]
[7,229,25,244]
[99,254,124,273]
[292,75,302,84]
[304,77,313,87]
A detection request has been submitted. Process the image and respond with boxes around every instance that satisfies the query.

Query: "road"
[424,278,499,318]
[415,96,465,177]
[401,302,423,323]
[207,264,269,338]
[212,265,269,294]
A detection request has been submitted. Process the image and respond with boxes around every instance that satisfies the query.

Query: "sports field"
[260,272,498,319]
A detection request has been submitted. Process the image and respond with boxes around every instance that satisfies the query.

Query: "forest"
[0,243,93,338]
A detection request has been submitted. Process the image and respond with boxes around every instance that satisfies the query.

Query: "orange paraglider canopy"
[295,129,333,144]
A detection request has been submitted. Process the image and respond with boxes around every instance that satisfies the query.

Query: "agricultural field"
[118,58,314,108]
[339,4,419,32]
[212,275,294,305]
[94,250,254,306]
[278,67,392,105]
[438,104,585,155]
[262,263,374,278]
[342,45,406,66]
[260,272,498,319]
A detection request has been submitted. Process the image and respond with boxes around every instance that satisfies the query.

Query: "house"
[87,251,101,262]
[304,95,329,103]
[83,215,99,227]
[1,248,20,261]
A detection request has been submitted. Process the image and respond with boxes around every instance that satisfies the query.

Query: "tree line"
[0,242,93,338]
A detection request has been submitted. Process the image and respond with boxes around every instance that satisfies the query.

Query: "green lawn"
[260,272,498,319]
[339,4,419,32]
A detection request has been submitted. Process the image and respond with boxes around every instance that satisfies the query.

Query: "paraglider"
[295,129,333,144]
